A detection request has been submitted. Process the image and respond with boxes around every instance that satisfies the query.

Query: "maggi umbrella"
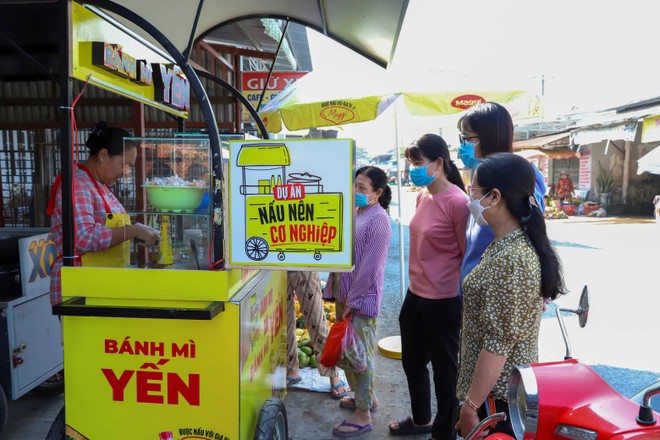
[258,70,539,133]
[259,71,400,133]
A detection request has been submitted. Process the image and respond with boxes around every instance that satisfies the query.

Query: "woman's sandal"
[330,379,349,399]
[286,376,302,386]
[388,416,432,435]
[339,396,378,412]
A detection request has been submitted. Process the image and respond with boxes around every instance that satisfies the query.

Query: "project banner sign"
[241,71,307,120]
[226,139,354,270]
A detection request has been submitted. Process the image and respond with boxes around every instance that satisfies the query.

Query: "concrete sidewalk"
[285,348,432,440]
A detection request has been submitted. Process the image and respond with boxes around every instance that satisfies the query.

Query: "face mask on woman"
[466,191,492,225]
[458,141,481,169]
[410,163,436,187]
[355,192,371,207]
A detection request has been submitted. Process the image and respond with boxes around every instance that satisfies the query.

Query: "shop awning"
[88,0,410,68]
[515,149,577,160]
[637,145,660,175]
[513,132,570,150]
[571,122,637,145]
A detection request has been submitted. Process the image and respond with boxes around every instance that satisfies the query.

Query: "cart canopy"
[94,0,409,68]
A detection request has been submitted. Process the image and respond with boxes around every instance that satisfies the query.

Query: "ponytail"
[444,160,465,192]
[379,184,392,210]
[524,205,566,300]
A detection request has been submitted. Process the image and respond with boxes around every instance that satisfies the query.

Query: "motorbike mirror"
[578,285,589,328]
[556,285,590,359]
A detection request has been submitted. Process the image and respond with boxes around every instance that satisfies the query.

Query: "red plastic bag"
[319,316,351,368]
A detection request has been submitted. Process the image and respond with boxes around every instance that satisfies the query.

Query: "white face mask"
[467,191,492,226]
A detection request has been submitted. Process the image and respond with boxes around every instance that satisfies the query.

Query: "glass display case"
[120,134,242,270]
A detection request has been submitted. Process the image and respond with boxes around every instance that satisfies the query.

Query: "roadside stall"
[40,1,407,439]
[49,4,290,439]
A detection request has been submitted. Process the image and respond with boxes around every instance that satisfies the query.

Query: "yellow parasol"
[258,70,541,133]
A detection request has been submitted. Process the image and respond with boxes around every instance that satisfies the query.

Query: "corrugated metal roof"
[203,19,312,71]
[515,149,577,160]
[513,132,570,150]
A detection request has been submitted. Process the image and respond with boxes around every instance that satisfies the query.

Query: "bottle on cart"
[157,215,173,265]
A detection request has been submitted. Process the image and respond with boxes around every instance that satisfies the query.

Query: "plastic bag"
[319,316,351,368]
[337,320,368,373]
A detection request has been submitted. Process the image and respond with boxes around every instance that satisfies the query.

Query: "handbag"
[319,315,351,368]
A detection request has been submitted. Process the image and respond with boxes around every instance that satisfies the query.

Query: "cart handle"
[52,296,225,320]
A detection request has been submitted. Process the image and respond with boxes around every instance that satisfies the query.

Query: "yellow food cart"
[53,267,287,440]
[50,135,290,440]
[45,3,293,437]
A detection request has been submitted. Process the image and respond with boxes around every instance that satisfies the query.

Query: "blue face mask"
[355,192,370,207]
[410,164,436,187]
[458,141,481,169]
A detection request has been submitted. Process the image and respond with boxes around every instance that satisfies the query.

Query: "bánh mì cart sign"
[70,2,189,118]
[226,139,354,271]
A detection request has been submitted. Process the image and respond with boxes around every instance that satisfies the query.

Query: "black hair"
[475,153,566,300]
[405,133,466,192]
[356,166,391,210]
[86,121,134,157]
[458,102,513,156]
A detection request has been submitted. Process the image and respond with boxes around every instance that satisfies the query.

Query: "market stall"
[43,1,408,439]
[49,4,290,439]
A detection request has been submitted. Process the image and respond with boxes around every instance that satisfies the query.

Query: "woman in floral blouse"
[456,153,566,438]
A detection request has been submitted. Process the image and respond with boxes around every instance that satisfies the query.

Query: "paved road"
[5,185,659,439]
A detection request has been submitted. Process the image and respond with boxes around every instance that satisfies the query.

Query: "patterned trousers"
[286,271,337,378]
[336,302,377,412]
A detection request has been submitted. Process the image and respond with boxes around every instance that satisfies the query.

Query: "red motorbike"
[465,286,660,440]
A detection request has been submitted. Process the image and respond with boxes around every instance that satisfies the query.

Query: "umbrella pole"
[378,101,405,360]
[394,103,406,305]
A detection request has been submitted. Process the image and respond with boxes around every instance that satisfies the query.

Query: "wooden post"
[622,140,631,204]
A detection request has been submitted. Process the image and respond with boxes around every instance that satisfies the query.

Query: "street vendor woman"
[554,170,575,205]
[47,121,160,306]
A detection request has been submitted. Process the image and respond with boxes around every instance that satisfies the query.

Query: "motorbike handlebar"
[465,412,508,440]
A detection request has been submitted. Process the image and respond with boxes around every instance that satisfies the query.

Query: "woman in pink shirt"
[389,134,469,440]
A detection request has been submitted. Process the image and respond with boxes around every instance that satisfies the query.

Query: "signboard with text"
[641,114,660,143]
[19,232,56,298]
[241,71,307,120]
[71,2,189,118]
[226,139,354,270]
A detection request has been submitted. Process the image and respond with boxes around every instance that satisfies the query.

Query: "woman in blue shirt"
[457,102,546,297]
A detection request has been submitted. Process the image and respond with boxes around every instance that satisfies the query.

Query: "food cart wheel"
[254,397,288,440]
[34,369,64,396]
[45,406,64,440]
[245,237,269,261]
[314,252,321,261]
[277,252,285,261]
[0,384,7,434]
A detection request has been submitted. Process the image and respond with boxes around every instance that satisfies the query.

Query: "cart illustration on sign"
[236,143,344,262]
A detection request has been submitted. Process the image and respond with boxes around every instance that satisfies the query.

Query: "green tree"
[356,146,370,163]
